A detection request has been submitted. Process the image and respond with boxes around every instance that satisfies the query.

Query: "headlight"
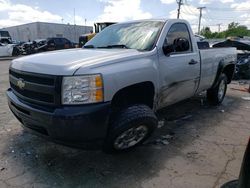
[62,74,103,104]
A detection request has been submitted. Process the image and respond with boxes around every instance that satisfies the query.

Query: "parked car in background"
[194,34,205,42]
[0,30,12,44]
[213,39,250,79]
[0,43,20,57]
[32,39,47,53]
[19,38,74,55]
[47,37,74,50]
[20,41,37,55]
[35,39,47,47]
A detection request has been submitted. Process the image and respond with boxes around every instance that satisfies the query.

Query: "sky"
[0,0,250,33]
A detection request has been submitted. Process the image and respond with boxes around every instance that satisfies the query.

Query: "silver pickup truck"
[7,19,237,152]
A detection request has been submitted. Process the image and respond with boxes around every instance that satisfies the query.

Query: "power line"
[181,5,250,28]
[182,5,198,15]
[184,4,249,19]
[190,24,221,26]
[206,7,250,12]
[203,14,249,21]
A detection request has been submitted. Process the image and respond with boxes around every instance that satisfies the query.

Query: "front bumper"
[6,88,111,149]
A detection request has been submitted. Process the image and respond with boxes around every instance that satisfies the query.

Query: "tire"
[207,73,228,105]
[103,104,158,153]
[12,47,20,56]
[220,180,238,188]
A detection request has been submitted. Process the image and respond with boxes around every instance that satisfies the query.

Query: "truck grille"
[9,68,62,106]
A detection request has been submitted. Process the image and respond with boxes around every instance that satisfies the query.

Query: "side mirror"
[162,37,190,56]
[162,44,175,55]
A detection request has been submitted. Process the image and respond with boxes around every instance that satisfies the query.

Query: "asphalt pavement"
[0,59,250,188]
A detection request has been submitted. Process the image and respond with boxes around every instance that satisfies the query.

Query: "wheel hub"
[114,125,148,150]
[218,80,226,101]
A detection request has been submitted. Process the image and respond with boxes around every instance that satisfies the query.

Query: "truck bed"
[197,47,237,92]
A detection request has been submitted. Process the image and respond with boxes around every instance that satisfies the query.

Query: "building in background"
[2,22,93,43]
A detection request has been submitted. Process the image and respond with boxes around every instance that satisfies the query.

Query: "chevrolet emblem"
[17,78,25,90]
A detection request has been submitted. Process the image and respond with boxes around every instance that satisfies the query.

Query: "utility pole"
[85,18,87,34]
[176,0,183,19]
[197,6,206,35]
[73,8,76,25]
[73,8,76,43]
[217,23,222,33]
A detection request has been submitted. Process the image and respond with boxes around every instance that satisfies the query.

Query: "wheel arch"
[223,64,235,84]
[212,61,236,88]
[111,81,156,110]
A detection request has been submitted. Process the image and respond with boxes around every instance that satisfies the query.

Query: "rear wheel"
[207,73,228,105]
[103,104,157,153]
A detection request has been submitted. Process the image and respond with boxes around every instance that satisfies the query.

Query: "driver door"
[158,23,200,108]
[0,43,8,56]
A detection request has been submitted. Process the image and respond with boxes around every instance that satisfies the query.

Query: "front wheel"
[103,104,158,153]
[207,73,228,105]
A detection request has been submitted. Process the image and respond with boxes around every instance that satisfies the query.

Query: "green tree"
[228,22,240,30]
[201,22,250,39]
[225,23,249,37]
[200,27,212,38]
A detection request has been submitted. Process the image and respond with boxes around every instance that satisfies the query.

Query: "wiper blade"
[97,44,130,49]
[83,45,95,48]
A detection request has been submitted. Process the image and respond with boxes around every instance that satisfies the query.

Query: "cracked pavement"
[0,59,250,188]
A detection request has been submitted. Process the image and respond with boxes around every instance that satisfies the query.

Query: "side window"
[62,38,70,44]
[163,23,192,55]
[54,38,61,45]
[47,39,54,45]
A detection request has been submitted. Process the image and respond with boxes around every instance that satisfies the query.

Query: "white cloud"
[64,13,90,26]
[98,0,152,22]
[220,0,234,3]
[168,4,201,32]
[169,5,199,20]
[167,4,231,33]
[231,1,250,27]
[0,0,62,28]
[199,0,211,4]
[160,0,176,4]
[200,0,234,4]
[231,0,250,10]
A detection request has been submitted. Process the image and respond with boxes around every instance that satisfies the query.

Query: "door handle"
[189,59,198,65]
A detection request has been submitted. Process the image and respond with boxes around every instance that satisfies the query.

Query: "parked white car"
[0,43,19,57]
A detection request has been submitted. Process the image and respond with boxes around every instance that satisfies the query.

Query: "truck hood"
[11,48,145,75]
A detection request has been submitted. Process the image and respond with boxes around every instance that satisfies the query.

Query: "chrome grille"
[9,68,61,106]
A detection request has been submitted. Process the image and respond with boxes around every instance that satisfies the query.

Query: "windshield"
[85,21,164,51]
[0,31,10,37]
